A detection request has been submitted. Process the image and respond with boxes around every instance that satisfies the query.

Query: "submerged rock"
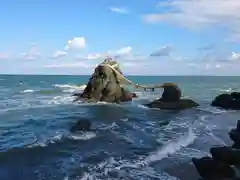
[211,92,240,110]
[192,156,236,179]
[70,119,92,132]
[210,146,240,165]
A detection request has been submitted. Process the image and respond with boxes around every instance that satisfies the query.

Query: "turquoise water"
[0,75,240,180]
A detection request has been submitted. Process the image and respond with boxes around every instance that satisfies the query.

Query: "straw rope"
[79,60,177,90]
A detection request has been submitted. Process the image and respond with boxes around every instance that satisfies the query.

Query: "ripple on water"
[1,79,240,180]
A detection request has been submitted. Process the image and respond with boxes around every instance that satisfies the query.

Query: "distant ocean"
[0,75,240,180]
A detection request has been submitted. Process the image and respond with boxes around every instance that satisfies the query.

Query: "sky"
[1,0,240,75]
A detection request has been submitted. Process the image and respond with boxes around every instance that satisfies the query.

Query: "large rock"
[192,156,236,179]
[160,84,181,102]
[146,83,199,110]
[210,146,240,165]
[73,59,133,103]
[211,92,240,110]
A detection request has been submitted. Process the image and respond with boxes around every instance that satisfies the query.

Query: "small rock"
[131,93,137,98]
[192,156,236,179]
[70,119,92,132]
[210,146,240,165]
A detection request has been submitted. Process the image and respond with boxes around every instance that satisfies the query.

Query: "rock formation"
[70,119,92,132]
[145,83,199,110]
[73,58,135,103]
[192,120,240,179]
[212,92,240,110]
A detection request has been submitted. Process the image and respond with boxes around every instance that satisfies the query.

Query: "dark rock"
[131,93,137,98]
[229,130,240,146]
[237,120,240,132]
[72,93,82,96]
[192,156,236,179]
[160,84,182,102]
[211,92,240,110]
[70,119,92,132]
[210,146,240,165]
[231,92,240,99]
[145,98,199,110]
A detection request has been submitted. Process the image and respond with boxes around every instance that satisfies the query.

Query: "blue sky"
[1,0,240,75]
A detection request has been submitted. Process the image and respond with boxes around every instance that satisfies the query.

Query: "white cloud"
[44,62,94,68]
[20,45,41,60]
[115,46,132,56]
[77,46,133,60]
[143,0,240,41]
[230,52,240,60]
[109,7,129,14]
[65,37,86,50]
[51,50,67,59]
[85,54,102,60]
[150,45,173,56]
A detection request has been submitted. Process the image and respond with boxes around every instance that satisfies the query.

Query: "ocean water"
[0,75,240,180]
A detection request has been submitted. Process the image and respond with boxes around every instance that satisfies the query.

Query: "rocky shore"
[193,120,240,180]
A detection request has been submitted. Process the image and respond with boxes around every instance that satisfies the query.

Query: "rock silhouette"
[70,119,92,132]
[212,92,240,110]
[193,120,240,179]
[146,83,199,110]
[192,156,235,179]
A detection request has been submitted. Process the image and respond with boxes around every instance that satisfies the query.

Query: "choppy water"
[0,75,240,180]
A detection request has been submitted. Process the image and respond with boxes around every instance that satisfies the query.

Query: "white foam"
[26,133,64,148]
[47,95,75,105]
[213,87,235,93]
[198,107,228,114]
[143,128,196,165]
[79,127,196,180]
[78,156,179,180]
[21,89,34,93]
[70,132,96,140]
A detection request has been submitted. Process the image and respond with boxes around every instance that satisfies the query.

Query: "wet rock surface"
[193,120,240,180]
[146,83,199,110]
[70,119,92,132]
[211,92,240,110]
[192,156,236,179]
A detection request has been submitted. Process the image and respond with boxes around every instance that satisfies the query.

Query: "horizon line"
[0,73,240,77]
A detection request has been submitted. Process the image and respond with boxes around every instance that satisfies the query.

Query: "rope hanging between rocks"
[78,59,177,91]
[98,63,177,91]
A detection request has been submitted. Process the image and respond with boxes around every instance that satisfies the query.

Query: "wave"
[27,131,96,148]
[213,87,236,93]
[70,132,96,140]
[71,128,195,180]
[143,128,196,165]
[21,89,35,93]
[53,84,86,93]
[198,107,230,114]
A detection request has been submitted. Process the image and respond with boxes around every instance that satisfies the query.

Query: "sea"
[0,75,240,180]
